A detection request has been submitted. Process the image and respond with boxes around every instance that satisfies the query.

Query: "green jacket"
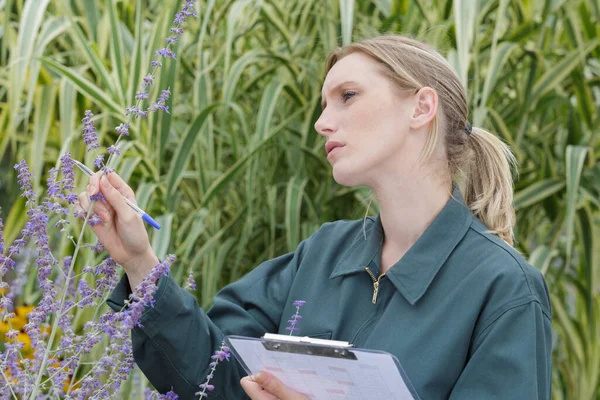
[107,188,552,399]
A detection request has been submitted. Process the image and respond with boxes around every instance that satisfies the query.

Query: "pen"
[72,159,161,230]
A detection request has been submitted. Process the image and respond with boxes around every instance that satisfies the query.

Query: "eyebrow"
[321,80,361,110]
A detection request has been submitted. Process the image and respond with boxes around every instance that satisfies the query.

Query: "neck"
[372,173,451,273]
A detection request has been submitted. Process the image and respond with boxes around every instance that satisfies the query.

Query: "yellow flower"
[15,305,34,319]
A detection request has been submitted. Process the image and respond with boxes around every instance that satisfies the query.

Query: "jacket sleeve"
[106,239,309,399]
[448,299,552,399]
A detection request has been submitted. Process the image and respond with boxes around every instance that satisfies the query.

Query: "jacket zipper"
[365,267,386,304]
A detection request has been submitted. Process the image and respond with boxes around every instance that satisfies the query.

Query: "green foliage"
[0,0,599,397]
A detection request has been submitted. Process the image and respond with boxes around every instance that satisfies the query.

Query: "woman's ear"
[410,87,438,130]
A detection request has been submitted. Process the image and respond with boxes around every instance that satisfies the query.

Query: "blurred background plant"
[0,0,598,397]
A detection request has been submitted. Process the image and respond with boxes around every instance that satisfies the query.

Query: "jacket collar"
[329,185,473,305]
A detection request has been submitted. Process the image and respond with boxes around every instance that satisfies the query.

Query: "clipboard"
[225,334,421,400]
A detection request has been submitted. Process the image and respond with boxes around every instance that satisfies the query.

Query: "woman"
[79,35,552,399]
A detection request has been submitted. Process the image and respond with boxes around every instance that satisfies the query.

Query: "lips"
[325,141,344,155]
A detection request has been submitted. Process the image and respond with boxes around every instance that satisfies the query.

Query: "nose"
[314,109,337,137]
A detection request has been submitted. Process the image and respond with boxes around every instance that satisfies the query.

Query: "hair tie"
[465,122,472,135]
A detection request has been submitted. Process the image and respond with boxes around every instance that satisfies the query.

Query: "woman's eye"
[341,91,356,102]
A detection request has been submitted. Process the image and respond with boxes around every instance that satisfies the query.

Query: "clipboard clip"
[261,333,357,360]
[263,333,353,348]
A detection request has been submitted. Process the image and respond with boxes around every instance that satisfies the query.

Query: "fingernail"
[250,372,262,382]
[101,176,109,188]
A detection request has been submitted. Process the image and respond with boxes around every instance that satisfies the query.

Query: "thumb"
[99,175,134,219]
[252,372,308,399]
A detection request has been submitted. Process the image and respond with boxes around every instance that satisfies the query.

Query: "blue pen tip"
[142,214,161,230]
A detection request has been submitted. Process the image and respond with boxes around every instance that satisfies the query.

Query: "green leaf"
[565,145,588,263]
[514,178,565,210]
[200,106,307,206]
[531,39,599,103]
[151,214,173,260]
[8,0,51,136]
[30,84,57,190]
[254,80,284,142]
[285,177,308,252]
[39,57,123,115]
[339,0,355,46]
[528,245,558,275]
[107,0,126,105]
[66,9,118,100]
[166,104,221,200]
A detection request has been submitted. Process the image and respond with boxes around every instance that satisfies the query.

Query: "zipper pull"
[372,281,379,304]
[365,267,384,304]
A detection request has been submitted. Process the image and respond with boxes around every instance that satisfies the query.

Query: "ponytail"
[463,127,516,245]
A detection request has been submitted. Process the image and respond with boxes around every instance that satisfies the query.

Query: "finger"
[88,171,103,196]
[105,171,137,204]
[78,190,111,225]
[250,372,310,400]
[97,175,136,221]
[87,183,115,215]
[240,377,278,400]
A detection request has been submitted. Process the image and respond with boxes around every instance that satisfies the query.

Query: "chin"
[332,164,365,187]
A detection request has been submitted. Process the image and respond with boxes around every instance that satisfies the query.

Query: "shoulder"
[457,218,551,320]
[308,217,369,244]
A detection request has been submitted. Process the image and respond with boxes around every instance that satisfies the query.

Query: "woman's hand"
[240,372,310,400]
[77,171,159,287]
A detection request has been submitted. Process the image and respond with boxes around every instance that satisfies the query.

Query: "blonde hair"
[325,35,516,245]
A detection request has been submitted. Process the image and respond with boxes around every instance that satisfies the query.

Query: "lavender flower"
[60,153,77,204]
[14,160,36,206]
[286,300,306,335]
[107,145,121,156]
[195,341,230,398]
[165,36,179,45]
[121,255,175,330]
[136,90,149,101]
[148,89,171,113]
[184,269,196,291]
[155,48,177,60]
[142,74,155,88]
[125,106,148,119]
[94,154,105,169]
[82,110,99,152]
[115,123,130,136]
[158,391,179,400]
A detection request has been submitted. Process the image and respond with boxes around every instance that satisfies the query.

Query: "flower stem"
[28,205,94,399]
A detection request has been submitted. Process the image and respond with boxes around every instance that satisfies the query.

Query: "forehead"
[321,52,383,94]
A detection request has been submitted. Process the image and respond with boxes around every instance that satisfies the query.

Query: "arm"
[106,242,308,399]
[449,299,552,399]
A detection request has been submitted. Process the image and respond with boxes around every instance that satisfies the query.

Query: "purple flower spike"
[107,145,121,156]
[14,160,37,206]
[148,89,171,114]
[60,153,77,204]
[82,110,100,152]
[287,300,306,336]
[115,123,130,136]
[155,48,177,60]
[170,27,184,35]
[184,269,196,291]
[157,391,179,400]
[142,74,155,88]
[165,36,179,45]
[94,154,105,169]
[136,90,149,101]
[195,341,230,398]
[151,60,163,68]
